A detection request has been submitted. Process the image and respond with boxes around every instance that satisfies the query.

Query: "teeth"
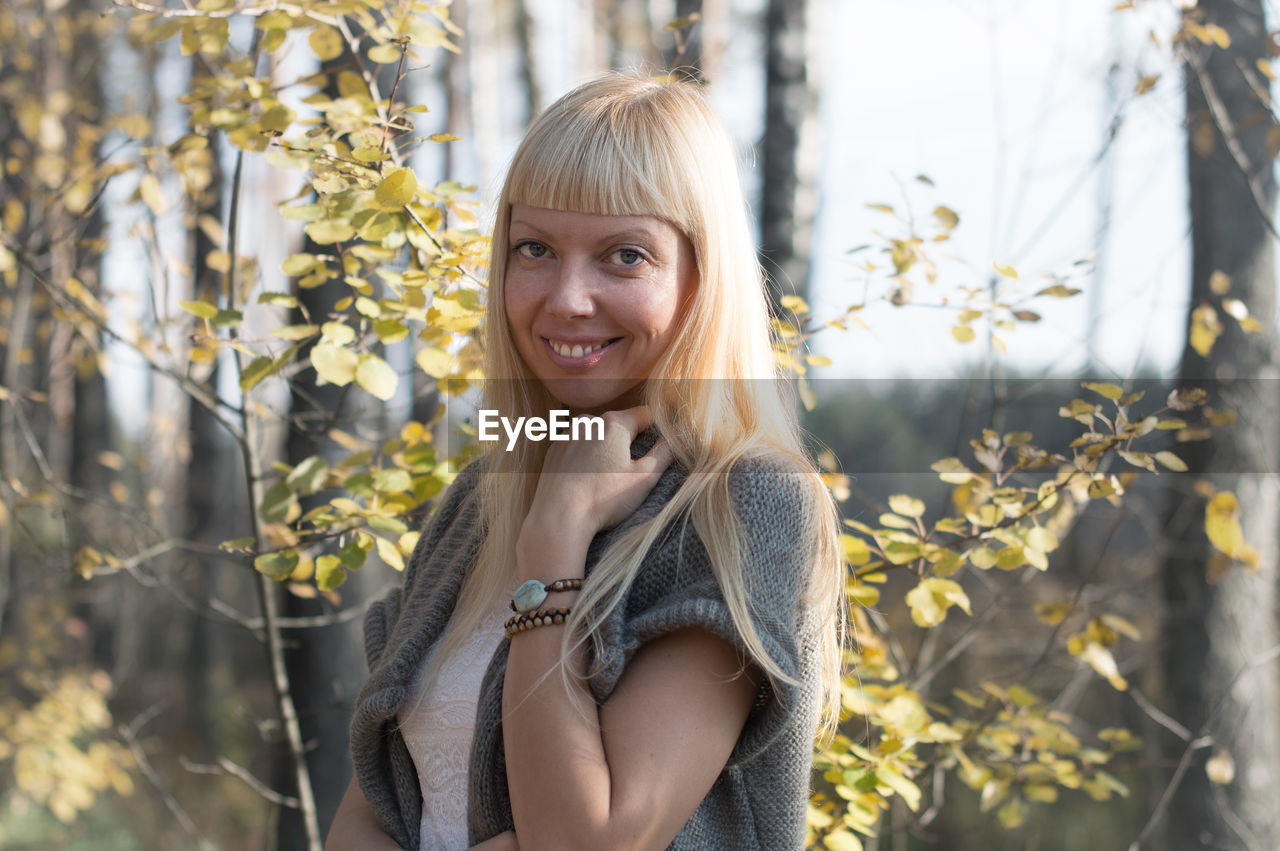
[551,340,606,358]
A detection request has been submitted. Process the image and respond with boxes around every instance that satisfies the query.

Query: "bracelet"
[510,578,583,613]
[504,607,572,639]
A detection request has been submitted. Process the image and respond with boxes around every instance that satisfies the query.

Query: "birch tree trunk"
[1161,2,1280,847]
[759,0,820,313]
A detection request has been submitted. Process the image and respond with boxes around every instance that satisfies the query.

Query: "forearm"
[325,777,403,851]
[502,529,628,850]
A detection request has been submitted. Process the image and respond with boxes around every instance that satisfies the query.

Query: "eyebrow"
[508,219,662,245]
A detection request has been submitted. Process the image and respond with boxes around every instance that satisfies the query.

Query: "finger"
[637,436,675,477]
[608,404,655,437]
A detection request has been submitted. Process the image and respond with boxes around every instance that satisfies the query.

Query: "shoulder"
[724,452,821,525]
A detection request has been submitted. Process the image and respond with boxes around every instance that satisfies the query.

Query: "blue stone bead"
[513,579,548,612]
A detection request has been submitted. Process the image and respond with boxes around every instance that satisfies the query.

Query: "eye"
[610,247,646,267]
[514,240,548,259]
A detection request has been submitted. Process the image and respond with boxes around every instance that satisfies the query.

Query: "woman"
[327,74,844,851]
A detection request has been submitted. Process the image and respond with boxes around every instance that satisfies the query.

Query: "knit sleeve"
[593,456,822,767]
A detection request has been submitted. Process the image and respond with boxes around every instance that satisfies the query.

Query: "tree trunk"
[758,0,820,314]
[1161,2,1280,848]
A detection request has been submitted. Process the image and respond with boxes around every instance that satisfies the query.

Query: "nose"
[544,259,595,319]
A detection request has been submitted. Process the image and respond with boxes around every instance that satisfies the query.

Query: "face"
[503,205,698,414]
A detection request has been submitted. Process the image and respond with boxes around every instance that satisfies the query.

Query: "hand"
[523,405,674,545]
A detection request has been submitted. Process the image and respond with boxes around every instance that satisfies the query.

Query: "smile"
[545,338,617,359]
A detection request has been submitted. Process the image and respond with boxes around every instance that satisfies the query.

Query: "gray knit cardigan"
[349,443,823,850]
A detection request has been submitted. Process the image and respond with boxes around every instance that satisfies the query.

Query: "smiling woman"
[329,74,845,851]
[503,206,696,414]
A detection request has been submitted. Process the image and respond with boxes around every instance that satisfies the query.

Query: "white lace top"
[397,603,507,851]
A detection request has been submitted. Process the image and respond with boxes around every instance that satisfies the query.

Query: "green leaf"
[355,354,398,400]
[372,468,411,493]
[254,549,298,580]
[338,539,367,570]
[212,309,243,328]
[315,555,346,590]
[374,167,418,208]
[286,456,330,495]
[260,480,297,523]
[239,356,274,392]
[311,342,358,386]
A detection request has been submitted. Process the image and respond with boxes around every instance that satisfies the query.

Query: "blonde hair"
[428,74,844,735]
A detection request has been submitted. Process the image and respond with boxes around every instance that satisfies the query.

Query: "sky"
[522,0,1194,380]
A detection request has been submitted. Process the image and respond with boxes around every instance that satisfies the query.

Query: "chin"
[542,378,646,415]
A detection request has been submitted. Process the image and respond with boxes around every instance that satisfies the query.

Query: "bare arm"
[502,408,759,850]
[325,777,402,851]
[327,777,521,851]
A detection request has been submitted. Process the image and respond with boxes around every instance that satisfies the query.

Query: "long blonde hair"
[432,74,843,735]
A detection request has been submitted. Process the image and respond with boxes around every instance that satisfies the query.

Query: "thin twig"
[180,755,301,808]
[118,703,205,845]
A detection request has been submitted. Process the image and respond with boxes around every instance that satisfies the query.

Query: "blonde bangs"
[502,82,702,237]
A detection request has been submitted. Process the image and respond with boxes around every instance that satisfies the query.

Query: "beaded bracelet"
[503,607,572,639]
[510,578,583,613]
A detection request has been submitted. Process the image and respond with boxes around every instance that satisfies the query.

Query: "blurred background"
[2,0,1277,848]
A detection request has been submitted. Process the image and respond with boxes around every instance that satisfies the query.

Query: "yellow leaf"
[906,577,971,627]
[888,494,926,518]
[992,261,1018,279]
[1155,451,1187,472]
[840,533,871,566]
[1082,381,1123,400]
[951,325,976,343]
[1221,298,1248,320]
[933,205,959,230]
[1209,270,1231,294]
[311,342,357,386]
[822,828,862,851]
[1135,74,1160,95]
[305,220,355,245]
[1206,749,1235,784]
[355,354,398,400]
[138,173,166,216]
[308,25,344,61]
[375,534,405,571]
[179,300,218,320]
[780,294,810,314]
[1205,491,1243,557]
[367,43,403,64]
[1189,304,1222,357]
[969,547,997,570]
[429,133,460,142]
[375,167,418,208]
[1081,641,1128,690]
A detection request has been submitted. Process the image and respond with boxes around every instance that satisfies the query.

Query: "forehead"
[508,205,681,243]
